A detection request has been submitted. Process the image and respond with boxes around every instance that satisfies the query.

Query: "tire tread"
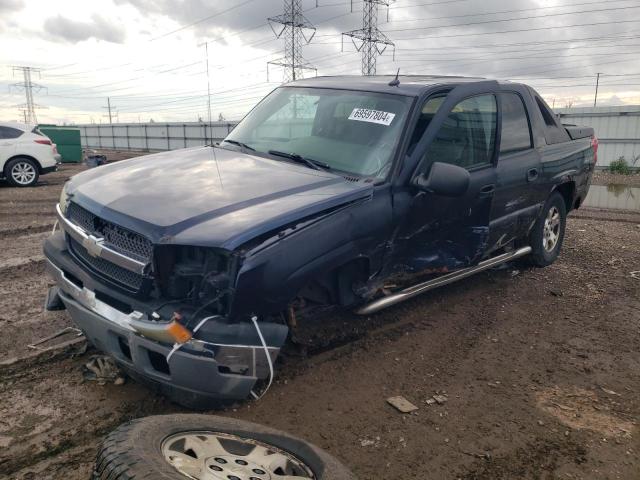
[92,414,355,480]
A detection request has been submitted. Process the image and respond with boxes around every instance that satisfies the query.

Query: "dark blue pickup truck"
[44,75,597,408]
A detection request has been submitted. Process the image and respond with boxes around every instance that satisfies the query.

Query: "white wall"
[76,121,239,151]
[555,105,640,168]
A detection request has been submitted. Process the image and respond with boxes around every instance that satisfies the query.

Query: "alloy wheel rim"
[542,206,561,252]
[161,431,315,480]
[11,162,36,185]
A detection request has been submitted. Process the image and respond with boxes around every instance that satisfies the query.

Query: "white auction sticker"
[348,108,396,126]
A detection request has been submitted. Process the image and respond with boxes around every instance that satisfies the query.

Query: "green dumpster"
[38,125,82,163]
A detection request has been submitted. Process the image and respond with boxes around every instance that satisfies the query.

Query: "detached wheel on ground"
[528,192,567,267]
[93,414,355,480]
[6,157,39,187]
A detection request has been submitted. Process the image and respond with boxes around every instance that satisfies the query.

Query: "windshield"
[223,87,413,179]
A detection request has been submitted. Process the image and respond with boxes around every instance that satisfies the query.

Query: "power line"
[387,18,640,41]
[150,0,259,41]
[380,4,640,34]
[385,0,637,24]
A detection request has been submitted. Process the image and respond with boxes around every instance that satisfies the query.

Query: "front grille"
[67,202,152,262]
[66,202,152,292]
[68,237,144,291]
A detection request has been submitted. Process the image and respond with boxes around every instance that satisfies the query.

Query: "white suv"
[1,122,61,187]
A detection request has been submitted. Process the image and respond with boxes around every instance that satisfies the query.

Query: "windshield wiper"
[268,150,331,171]
[222,139,256,151]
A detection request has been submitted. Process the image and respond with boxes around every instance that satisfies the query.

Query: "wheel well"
[4,155,43,176]
[554,181,575,212]
[296,257,371,307]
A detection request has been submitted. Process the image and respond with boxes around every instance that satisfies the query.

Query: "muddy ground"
[1,157,639,480]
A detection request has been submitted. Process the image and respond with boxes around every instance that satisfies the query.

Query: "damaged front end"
[44,201,288,408]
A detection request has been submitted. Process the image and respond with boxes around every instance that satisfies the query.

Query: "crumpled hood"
[68,147,373,249]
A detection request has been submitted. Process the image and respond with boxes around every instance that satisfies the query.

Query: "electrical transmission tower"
[342,0,395,76]
[11,66,45,124]
[267,0,317,82]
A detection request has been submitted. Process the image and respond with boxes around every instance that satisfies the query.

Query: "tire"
[6,157,39,187]
[528,192,567,267]
[93,414,356,480]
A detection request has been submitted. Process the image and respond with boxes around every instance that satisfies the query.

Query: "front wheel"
[528,192,567,267]
[93,414,355,480]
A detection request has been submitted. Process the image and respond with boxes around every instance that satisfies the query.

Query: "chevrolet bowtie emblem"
[82,235,105,258]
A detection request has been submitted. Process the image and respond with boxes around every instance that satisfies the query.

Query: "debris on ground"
[82,355,125,386]
[433,394,448,405]
[600,386,621,396]
[387,396,419,413]
[630,271,640,280]
[360,438,375,447]
[27,327,83,350]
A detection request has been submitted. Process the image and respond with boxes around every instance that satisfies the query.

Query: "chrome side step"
[356,246,532,316]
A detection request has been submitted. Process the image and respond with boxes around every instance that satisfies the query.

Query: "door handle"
[479,184,495,197]
[527,168,539,182]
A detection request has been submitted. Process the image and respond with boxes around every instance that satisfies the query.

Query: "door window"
[500,93,532,154]
[422,94,497,170]
[406,94,447,155]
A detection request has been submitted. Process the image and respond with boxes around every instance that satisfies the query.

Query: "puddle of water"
[583,184,640,211]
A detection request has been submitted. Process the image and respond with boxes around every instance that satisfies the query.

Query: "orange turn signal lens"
[166,320,193,344]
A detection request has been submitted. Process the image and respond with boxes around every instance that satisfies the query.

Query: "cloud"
[43,14,126,44]
[0,0,24,15]
[113,0,279,40]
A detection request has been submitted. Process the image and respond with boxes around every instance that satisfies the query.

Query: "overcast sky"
[1,0,639,124]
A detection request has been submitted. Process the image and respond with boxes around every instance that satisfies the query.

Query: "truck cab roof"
[286,75,520,96]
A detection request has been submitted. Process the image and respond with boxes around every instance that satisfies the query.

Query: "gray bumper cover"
[45,254,277,408]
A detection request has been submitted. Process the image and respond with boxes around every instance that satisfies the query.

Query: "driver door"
[389,83,500,275]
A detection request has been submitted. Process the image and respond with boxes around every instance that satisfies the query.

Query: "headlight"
[59,182,70,215]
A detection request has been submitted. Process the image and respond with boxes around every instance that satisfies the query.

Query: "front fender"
[229,191,392,318]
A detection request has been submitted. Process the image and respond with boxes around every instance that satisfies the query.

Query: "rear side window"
[423,94,497,170]
[0,126,23,139]
[535,97,557,127]
[500,93,532,154]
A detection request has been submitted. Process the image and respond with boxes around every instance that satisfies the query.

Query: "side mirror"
[412,161,470,197]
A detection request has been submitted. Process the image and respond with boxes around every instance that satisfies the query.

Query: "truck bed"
[563,124,594,141]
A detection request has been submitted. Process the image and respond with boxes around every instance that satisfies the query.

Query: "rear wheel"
[93,414,355,480]
[6,157,39,187]
[528,192,566,267]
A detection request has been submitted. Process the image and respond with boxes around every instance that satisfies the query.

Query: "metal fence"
[76,107,640,169]
[556,105,640,169]
[76,121,239,151]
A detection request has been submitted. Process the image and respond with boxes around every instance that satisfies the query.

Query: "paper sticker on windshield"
[348,108,396,126]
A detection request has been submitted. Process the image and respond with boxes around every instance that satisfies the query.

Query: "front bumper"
[44,232,284,408]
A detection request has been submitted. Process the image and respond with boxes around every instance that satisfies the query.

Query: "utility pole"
[267,0,317,82]
[104,97,114,124]
[198,41,213,143]
[11,66,44,124]
[593,72,601,108]
[342,0,395,76]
